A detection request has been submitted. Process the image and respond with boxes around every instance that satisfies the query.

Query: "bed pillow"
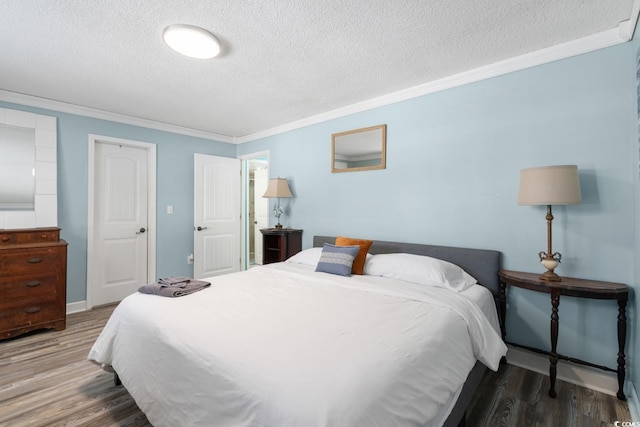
[285,247,372,268]
[285,247,323,266]
[364,253,477,291]
[335,236,373,275]
[315,243,360,276]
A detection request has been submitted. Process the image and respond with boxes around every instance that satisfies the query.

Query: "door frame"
[239,150,269,270]
[86,134,157,309]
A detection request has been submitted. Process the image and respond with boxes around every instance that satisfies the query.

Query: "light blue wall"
[239,42,639,387]
[0,101,235,303]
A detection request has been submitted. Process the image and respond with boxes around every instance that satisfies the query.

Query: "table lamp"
[518,165,581,281]
[262,178,293,229]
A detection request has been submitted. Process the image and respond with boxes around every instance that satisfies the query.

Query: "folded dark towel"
[158,276,191,287]
[138,278,211,297]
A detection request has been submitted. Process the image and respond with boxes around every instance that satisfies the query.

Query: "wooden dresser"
[0,227,68,339]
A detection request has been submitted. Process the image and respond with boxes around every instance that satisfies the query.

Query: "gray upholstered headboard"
[313,236,502,296]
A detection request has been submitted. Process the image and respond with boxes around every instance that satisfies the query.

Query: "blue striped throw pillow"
[315,243,360,276]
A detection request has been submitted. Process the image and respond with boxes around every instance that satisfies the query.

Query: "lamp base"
[539,253,561,282]
[540,270,561,282]
[274,223,283,229]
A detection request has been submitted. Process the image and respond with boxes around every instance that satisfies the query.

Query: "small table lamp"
[518,165,582,281]
[262,178,293,229]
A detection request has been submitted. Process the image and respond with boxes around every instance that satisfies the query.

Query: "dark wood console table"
[498,269,628,400]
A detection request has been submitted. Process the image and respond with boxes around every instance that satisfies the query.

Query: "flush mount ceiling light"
[162,24,221,59]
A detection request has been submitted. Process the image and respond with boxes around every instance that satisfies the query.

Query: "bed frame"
[313,236,502,427]
[112,236,502,426]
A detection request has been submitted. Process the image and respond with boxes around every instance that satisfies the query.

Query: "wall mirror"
[331,124,386,173]
[0,124,36,210]
[0,107,57,229]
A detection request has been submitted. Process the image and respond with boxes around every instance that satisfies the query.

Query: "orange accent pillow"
[335,237,373,275]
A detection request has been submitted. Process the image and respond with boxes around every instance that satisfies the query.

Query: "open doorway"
[241,152,269,269]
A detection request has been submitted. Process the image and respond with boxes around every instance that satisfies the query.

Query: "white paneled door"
[194,154,241,279]
[92,142,149,306]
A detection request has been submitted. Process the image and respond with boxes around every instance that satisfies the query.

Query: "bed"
[88,236,507,427]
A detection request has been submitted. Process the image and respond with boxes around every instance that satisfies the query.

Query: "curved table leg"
[549,289,560,398]
[499,282,506,340]
[617,295,627,400]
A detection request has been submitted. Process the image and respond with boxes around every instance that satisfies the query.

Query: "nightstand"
[259,229,302,264]
[499,270,628,400]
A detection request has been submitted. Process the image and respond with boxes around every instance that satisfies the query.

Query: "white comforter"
[88,263,507,427]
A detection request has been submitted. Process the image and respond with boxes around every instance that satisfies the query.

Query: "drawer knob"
[41,234,48,239]
[1,237,9,242]
[26,281,41,287]
[28,258,42,264]
[26,307,41,314]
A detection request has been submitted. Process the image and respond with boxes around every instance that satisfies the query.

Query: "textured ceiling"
[0,1,636,141]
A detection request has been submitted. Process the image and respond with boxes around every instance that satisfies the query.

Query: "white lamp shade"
[262,178,293,198]
[518,165,581,205]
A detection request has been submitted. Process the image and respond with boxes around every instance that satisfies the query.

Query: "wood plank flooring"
[466,361,631,426]
[0,304,631,427]
[0,304,151,427]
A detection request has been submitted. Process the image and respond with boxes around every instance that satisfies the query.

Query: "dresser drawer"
[18,230,60,244]
[0,228,60,246]
[0,293,61,331]
[0,232,17,245]
[0,272,59,299]
[0,247,61,276]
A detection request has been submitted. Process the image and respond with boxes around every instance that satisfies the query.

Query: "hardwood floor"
[466,362,631,426]
[0,304,631,427]
[0,304,151,427]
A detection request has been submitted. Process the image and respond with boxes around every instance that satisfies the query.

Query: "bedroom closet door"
[194,154,241,279]
[88,137,157,308]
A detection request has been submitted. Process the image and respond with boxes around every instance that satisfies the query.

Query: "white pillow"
[364,253,477,292]
[287,248,373,268]
[285,247,323,266]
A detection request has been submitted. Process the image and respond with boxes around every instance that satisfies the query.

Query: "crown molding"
[0,90,235,144]
[619,0,640,40]
[236,25,631,144]
[1,10,637,147]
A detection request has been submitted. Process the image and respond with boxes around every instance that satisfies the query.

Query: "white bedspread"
[88,263,507,427]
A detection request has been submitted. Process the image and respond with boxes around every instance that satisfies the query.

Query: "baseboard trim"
[506,344,625,397]
[66,300,87,314]
[627,382,640,421]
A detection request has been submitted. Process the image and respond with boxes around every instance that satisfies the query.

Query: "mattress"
[429,280,500,425]
[88,262,506,427]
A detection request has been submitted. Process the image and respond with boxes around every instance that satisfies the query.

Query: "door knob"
[196,226,208,231]
[136,227,146,234]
